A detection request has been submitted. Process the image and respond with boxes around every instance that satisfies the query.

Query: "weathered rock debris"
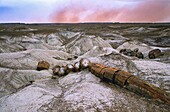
[37,61,50,71]
[120,48,144,59]
[148,49,163,59]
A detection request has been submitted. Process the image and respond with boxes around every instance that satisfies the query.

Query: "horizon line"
[0,22,170,24]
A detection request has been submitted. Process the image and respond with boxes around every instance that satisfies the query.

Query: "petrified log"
[89,63,119,80]
[148,49,162,59]
[65,64,74,74]
[58,66,68,76]
[73,62,81,72]
[125,76,170,103]
[53,65,68,77]
[80,58,91,69]
[37,61,50,71]
[89,63,170,105]
[53,65,60,75]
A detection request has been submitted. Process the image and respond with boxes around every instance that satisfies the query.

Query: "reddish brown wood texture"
[89,63,170,105]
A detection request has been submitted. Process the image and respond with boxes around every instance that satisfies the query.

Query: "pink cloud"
[50,0,170,23]
[117,1,170,22]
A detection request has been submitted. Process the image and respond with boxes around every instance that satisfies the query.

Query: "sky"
[0,0,170,23]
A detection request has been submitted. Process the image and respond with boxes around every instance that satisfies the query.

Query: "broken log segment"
[37,61,50,71]
[125,76,170,104]
[114,70,133,86]
[89,63,119,80]
[89,63,170,105]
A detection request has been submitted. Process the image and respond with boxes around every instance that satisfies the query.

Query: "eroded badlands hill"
[0,23,170,112]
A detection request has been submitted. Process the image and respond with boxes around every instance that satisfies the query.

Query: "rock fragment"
[52,58,91,78]
[133,48,139,53]
[136,52,144,59]
[52,65,60,79]
[80,58,91,69]
[58,66,67,76]
[65,64,74,74]
[120,48,144,59]
[36,61,50,71]
[121,49,134,56]
[52,65,68,77]
[120,49,126,53]
[149,49,163,59]
[53,65,60,76]
[73,62,81,72]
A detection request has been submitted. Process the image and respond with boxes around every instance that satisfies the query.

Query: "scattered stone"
[52,59,91,77]
[121,49,135,56]
[120,49,126,53]
[149,49,163,59]
[36,61,50,71]
[127,49,134,56]
[120,48,144,59]
[123,49,132,56]
[51,75,57,79]
[73,62,81,72]
[53,65,60,76]
[80,58,91,69]
[133,48,139,53]
[65,64,74,74]
[53,65,68,77]
[58,66,67,76]
[136,52,144,59]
